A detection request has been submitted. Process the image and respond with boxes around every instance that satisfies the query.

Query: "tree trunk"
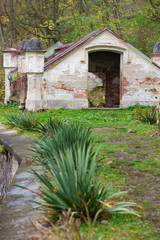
[80,0,94,31]
[0,23,6,48]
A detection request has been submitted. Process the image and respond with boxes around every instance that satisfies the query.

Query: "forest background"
[0,0,160,103]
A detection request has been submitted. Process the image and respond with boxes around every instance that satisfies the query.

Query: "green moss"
[88,87,105,107]
[0,144,5,153]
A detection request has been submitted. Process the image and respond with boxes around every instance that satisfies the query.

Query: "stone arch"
[85,45,126,108]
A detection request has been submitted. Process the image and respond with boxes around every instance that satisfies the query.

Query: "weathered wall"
[3,30,160,110]
[3,50,45,111]
[88,72,102,91]
[42,47,89,109]
[0,150,18,200]
[3,50,18,103]
[0,123,35,203]
[25,73,43,111]
[10,74,27,104]
[42,30,160,109]
[20,50,45,111]
[122,50,160,107]
[150,54,160,66]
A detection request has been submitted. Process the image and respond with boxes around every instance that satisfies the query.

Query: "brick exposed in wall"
[10,74,27,103]
[74,91,87,99]
[122,77,129,95]
[148,88,158,93]
[55,84,74,92]
[139,77,158,85]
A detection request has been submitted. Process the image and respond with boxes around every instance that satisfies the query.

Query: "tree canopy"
[0,0,160,55]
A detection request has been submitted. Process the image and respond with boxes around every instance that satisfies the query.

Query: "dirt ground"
[94,127,160,236]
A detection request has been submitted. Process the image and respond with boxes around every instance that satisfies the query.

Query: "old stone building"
[3,28,160,111]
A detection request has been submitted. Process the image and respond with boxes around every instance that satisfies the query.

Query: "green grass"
[0,104,19,123]
[0,104,158,132]
[81,216,159,240]
[0,104,160,239]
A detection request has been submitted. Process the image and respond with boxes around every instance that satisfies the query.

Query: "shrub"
[5,112,63,134]
[11,114,139,221]
[35,117,64,134]
[88,87,105,107]
[132,105,158,124]
[32,144,139,220]
[31,123,96,169]
[5,112,39,131]
[30,123,140,220]
[32,212,83,240]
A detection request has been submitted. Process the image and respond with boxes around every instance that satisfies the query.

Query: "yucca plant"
[5,112,39,131]
[32,145,139,220]
[132,105,157,124]
[33,117,64,135]
[31,123,96,168]
[5,112,63,134]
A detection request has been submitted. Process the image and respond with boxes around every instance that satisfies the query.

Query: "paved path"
[0,124,41,240]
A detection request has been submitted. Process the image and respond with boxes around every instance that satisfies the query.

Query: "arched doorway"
[88,51,120,108]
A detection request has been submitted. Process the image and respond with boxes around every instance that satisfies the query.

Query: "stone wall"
[0,123,34,203]
[0,149,18,201]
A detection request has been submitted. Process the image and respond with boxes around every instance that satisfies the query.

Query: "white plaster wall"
[18,54,26,73]
[25,52,44,73]
[25,73,42,111]
[151,55,160,66]
[42,47,89,109]
[3,52,18,103]
[122,49,160,107]
[3,52,18,68]
[88,73,103,91]
[24,51,45,111]
[42,30,160,109]
[4,68,15,103]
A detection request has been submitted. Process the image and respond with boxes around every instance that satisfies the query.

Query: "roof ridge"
[44,29,102,69]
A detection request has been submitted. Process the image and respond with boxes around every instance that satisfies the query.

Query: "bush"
[88,87,105,107]
[33,144,139,220]
[31,123,96,169]
[31,123,140,220]
[11,114,139,220]
[35,117,64,134]
[5,112,63,134]
[5,112,39,131]
[132,105,158,124]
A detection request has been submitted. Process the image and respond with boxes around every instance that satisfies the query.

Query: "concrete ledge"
[0,123,40,239]
[43,99,88,110]
[0,123,33,164]
[121,100,158,108]
[25,99,89,111]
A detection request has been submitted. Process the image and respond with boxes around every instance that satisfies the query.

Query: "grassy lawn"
[0,104,160,239]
